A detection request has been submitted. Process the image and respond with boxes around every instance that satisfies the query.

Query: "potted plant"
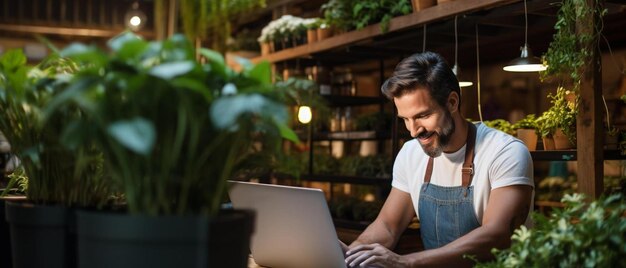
[474,193,626,267]
[322,0,412,33]
[549,87,578,149]
[0,49,112,268]
[483,119,515,136]
[512,114,538,151]
[536,110,557,150]
[411,0,436,12]
[45,32,299,268]
[304,18,322,44]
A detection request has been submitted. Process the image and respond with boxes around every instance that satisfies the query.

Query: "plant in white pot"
[0,50,112,268]
[45,32,299,268]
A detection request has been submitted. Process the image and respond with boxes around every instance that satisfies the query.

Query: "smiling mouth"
[417,131,435,141]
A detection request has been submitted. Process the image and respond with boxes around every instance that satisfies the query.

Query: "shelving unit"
[256,0,626,201]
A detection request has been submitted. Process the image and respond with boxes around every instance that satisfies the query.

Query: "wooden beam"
[0,24,154,38]
[576,0,603,199]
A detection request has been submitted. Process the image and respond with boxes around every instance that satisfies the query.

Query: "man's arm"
[405,184,533,267]
[350,187,416,249]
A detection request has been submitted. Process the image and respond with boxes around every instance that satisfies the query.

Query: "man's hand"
[340,240,349,256]
[344,243,409,268]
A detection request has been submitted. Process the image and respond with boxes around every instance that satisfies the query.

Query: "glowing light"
[297,106,312,124]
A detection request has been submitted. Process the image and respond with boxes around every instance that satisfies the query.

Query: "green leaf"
[199,48,225,66]
[248,61,271,85]
[235,56,253,71]
[60,120,90,150]
[276,120,300,143]
[116,39,149,61]
[108,31,143,52]
[107,118,156,155]
[0,49,27,70]
[198,48,228,79]
[60,44,107,66]
[149,61,195,80]
[170,77,211,101]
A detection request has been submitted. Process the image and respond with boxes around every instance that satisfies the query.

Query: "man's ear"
[447,92,459,113]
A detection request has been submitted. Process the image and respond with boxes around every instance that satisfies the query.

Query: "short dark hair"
[381,52,461,108]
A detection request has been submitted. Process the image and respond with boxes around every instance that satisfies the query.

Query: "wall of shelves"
[255,0,626,213]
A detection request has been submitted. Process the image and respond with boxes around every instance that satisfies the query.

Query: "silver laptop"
[228,181,347,268]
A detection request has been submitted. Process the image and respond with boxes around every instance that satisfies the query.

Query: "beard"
[417,110,455,158]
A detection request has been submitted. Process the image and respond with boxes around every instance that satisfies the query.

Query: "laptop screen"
[228,181,347,268]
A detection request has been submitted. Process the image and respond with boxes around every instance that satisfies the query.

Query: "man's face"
[394,88,455,157]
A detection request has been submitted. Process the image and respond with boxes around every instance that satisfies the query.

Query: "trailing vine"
[540,0,607,90]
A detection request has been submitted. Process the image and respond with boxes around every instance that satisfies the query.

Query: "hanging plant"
[540,0,607,90]
[179,0,266,53]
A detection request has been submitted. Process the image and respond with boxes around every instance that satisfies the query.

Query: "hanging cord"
[422,24,427,53]
[602,95,612,130]
[524,0,528,47]
[454,16,458,67]
[475,24,483,122]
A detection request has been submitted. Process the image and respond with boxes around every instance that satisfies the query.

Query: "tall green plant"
[0,50,110,207]
[45,33,298,216]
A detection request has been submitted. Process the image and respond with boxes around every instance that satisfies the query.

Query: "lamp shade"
[503,44,547,72]
[452,64,473,87]
[125,2,147,31]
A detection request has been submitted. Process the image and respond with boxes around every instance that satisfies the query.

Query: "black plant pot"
[0,198,11,268]
[5,201,76,268]
[77,209,255,268]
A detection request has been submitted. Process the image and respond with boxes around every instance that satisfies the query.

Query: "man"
[343,52,534,267]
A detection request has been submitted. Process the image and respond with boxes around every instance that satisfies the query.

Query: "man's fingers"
[346,243,377,255]
[346,250,373,268]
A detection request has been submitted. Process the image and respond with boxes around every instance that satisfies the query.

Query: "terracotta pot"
[516,129,538,151]
[553,128,575,150]
[542,136,555,150]
[307,29,317,43]
[412,0,437,12]
[260,42,270,56]
[317,28,332,41]
[437,0,453,4]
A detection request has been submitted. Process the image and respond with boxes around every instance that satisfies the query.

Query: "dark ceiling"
[296,0,626,69]
[1,0,625,70]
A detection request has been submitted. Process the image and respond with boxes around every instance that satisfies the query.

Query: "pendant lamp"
[503,0,547,72]
[125,1,147,32]
[453,16,473,87]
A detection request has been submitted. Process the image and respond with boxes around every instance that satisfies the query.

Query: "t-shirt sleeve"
[391,145,410,193]
[489,140,534,189]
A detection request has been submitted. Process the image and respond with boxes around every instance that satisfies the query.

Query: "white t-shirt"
[392,123,534,225]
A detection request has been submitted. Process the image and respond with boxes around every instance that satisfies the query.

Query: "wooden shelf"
[275,173,391,185]
[530,150,626,161]
[314,130,391,141]
[251,0,518,64]
[323,95,387,107]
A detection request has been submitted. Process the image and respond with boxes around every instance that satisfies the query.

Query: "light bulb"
[125,2,147,31]
[298,106,312,124]
[130,16,142,27]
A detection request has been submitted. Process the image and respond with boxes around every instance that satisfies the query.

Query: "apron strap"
[423,122,477,191]
[462,122,477,188]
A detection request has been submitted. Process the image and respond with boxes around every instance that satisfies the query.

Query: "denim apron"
[418,122,480,249]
